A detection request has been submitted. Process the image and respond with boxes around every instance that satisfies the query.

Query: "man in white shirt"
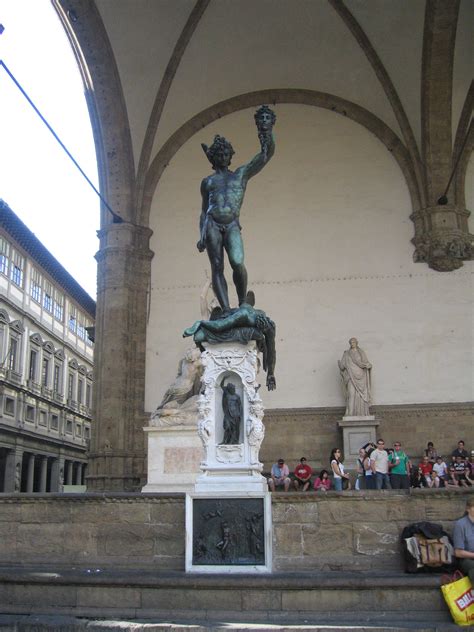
[371,439,392,490]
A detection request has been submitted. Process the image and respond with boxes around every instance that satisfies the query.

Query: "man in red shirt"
[293,457,312,491]
[418,455,435,488]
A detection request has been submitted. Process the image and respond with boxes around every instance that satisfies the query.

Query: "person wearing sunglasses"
[370,439,392,490]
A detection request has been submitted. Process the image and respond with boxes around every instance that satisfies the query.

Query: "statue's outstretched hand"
[266,375,276,391]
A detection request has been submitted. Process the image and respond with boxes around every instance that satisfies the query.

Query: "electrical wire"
[0,59,123,223]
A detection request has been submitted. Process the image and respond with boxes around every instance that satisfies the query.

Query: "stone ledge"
[0,492,185,503]
[271,488,470,502]
[0,565,449,589]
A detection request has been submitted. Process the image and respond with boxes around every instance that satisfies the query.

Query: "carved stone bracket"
[411,204,473,271]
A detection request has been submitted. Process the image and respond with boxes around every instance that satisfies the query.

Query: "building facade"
[0,200,94,493]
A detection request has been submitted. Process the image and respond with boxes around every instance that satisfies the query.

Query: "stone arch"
[141,89,420,227]
[54,0,135,224]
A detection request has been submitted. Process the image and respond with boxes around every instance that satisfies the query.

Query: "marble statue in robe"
[338,338,372,417]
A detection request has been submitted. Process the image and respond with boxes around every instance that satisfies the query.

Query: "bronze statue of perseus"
[198,105,276,312]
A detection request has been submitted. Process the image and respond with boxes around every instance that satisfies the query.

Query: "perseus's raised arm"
[240,105,276,181]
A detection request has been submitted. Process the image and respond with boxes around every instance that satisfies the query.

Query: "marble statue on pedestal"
[150,347,203,427]
[151,278,218,427]
[338,337,372,417]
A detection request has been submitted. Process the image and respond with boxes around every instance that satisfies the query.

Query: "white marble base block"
[142,425,203,493]
[194,341,267,493]
[337,415,379,470]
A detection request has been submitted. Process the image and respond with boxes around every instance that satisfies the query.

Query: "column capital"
[411,204,473,271]
[96,222,153,257]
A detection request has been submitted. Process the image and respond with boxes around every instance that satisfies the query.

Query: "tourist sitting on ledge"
[446,465,462,489]
[268,458,290,492]
[418,455,437,488]
[424,441,438,464]
[313,469,331,492]
[432,455,448,487]
[451,440,469,462]
[453,455,472,487]
[293,457,312,492]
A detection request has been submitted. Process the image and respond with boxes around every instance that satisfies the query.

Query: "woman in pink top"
[314,469,331,491]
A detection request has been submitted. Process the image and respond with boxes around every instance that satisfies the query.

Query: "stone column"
[39,457,48,492]
[75,463,83,485]
[412,1,473,271]
[50,457,63,492]
[66,460,73,485]
[26,454,35,493]
[4,448,23,493]
[87,222,153,491]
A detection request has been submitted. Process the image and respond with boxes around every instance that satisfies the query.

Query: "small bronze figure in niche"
[221,377,242,444]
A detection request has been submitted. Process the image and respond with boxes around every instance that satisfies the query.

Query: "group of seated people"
[267,440,473,492]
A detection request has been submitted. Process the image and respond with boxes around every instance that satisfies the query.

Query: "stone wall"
[272,489,468,572]
[0,489,469,572]
[261,402,474,472]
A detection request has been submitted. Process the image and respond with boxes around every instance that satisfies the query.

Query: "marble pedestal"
[142,425,203,493]
[187,341,272,573]
[194,341,267,493]
[337,415,379,469]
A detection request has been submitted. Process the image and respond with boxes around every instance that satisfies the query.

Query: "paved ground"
[0,613,463,631]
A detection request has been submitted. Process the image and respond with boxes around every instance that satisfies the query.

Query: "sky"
[0,0,99,298]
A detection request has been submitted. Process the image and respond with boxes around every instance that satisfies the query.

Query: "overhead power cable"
[0,59,123,223]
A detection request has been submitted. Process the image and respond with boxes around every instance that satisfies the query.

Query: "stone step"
[0,614,461,631]
[0,566,457,629]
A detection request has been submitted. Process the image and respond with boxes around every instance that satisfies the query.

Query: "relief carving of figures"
[338,337,372,417]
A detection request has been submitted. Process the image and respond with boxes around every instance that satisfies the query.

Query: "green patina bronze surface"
[187,107,278,391]
[183,293,276,391]
[198,105,276,311]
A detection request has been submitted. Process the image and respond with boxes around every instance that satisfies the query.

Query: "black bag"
[401,521,455,573]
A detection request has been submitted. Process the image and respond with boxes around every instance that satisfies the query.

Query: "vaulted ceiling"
[57,0,472,269]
